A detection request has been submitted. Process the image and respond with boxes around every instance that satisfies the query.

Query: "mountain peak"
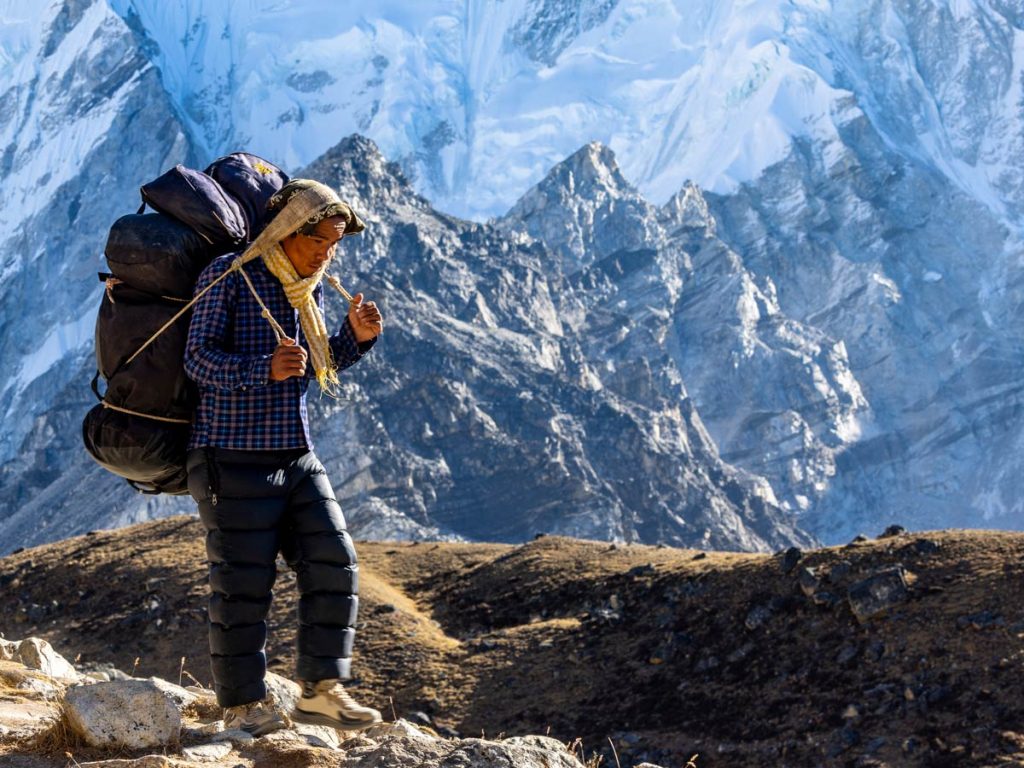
[660,181,716,238]
[299,133,425,214]
[499,141,660,272]
[542,140,633,200]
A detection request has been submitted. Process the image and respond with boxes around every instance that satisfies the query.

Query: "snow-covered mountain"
[2,0,1024,550]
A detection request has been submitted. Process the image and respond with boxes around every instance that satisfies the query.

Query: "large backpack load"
[83,153,289,494]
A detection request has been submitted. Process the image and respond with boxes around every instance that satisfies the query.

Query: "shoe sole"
[290,708,381,731]
[240,720,289,737]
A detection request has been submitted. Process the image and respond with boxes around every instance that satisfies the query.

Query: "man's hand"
[269,338,308,381]
[348,292,383,343]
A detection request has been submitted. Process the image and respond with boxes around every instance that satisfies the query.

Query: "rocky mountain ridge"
[4,0,1024,551]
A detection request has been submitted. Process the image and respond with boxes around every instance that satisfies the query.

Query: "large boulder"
[64,679,181,748]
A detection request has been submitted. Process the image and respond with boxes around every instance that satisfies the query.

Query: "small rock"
[264,671,301,713]
[147,678,198,712]
[849,534,870,544]
[842,704,860,719]
[780,547,803,574]
[902,737,922,754]
[956,610,1004,630]
[836,644,860,666]
[812,591,839,608]
[409,710,433,726]
[64,680,182,748]
[627,563,656,577]
[293,721,342,749]
[0,638,18,661]
[182,742,233,762]
[692,552,707,560]
[261,729,305,746]
[847,567,909,622]
[865,641,886,662]
[16,637,78,680]
[727,643,755,664]
[879,525,906,538]
[211,727,254,744]
[364,718,438,743]
[694,655,719,673]
[901,538,940,557]
[798,567,820,596]
[865,737,887,754]
[744,604,774,631]
[827,561,852,583]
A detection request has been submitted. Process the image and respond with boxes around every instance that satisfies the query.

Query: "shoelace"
[321,682,359,708]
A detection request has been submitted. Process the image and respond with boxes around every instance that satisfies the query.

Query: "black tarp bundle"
[83,153,289,494]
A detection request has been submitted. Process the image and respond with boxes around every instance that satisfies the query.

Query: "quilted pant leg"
[187,448,293,707]
[280,452,359,682]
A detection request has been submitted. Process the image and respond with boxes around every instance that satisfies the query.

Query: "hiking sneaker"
[290,679,383,731]
[223,697,290,736]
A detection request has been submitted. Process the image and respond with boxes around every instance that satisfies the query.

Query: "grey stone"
[956,611,1004,630]
[146,677,198,712]
[64,680,181,748]
[847,567,910,622]
[181,742,233,762]
[780,547,803,573]
[798,567,820,596]
[211,727,254,744]
[264,670,301,713]
[0,638,18,660]
[744,604,774,630]
[15,638,78,681]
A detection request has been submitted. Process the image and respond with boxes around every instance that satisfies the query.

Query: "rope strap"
[120,257,287,368]
[102,401,191,425]
[325,273,357,304]
[116,258,353,372]
[237,264,287,342]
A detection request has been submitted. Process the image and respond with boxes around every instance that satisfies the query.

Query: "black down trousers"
[186,447,359,707]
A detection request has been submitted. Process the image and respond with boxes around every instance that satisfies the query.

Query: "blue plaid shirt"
[184,254,375,451]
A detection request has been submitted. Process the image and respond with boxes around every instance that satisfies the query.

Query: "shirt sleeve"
[184,261,274,391]
[331,315,377,371]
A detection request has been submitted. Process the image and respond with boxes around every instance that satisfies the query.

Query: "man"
[184,179,383,736]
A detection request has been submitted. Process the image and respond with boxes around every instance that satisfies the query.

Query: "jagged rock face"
[0,119,811,551]
[0,0,197,548]
[500,147,868,518]
[301,136,810,551]
[708,111,1024,540]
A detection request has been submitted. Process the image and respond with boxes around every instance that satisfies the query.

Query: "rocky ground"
[3,518,1024,766]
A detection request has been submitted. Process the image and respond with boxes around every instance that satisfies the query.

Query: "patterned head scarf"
[235,179,364,395]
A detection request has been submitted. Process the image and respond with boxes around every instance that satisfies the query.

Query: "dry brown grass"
[22,705,82,757]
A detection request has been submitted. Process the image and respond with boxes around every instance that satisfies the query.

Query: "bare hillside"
[3,518,1024,766]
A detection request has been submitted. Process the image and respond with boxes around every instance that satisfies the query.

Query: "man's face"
[281,216,348,278]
